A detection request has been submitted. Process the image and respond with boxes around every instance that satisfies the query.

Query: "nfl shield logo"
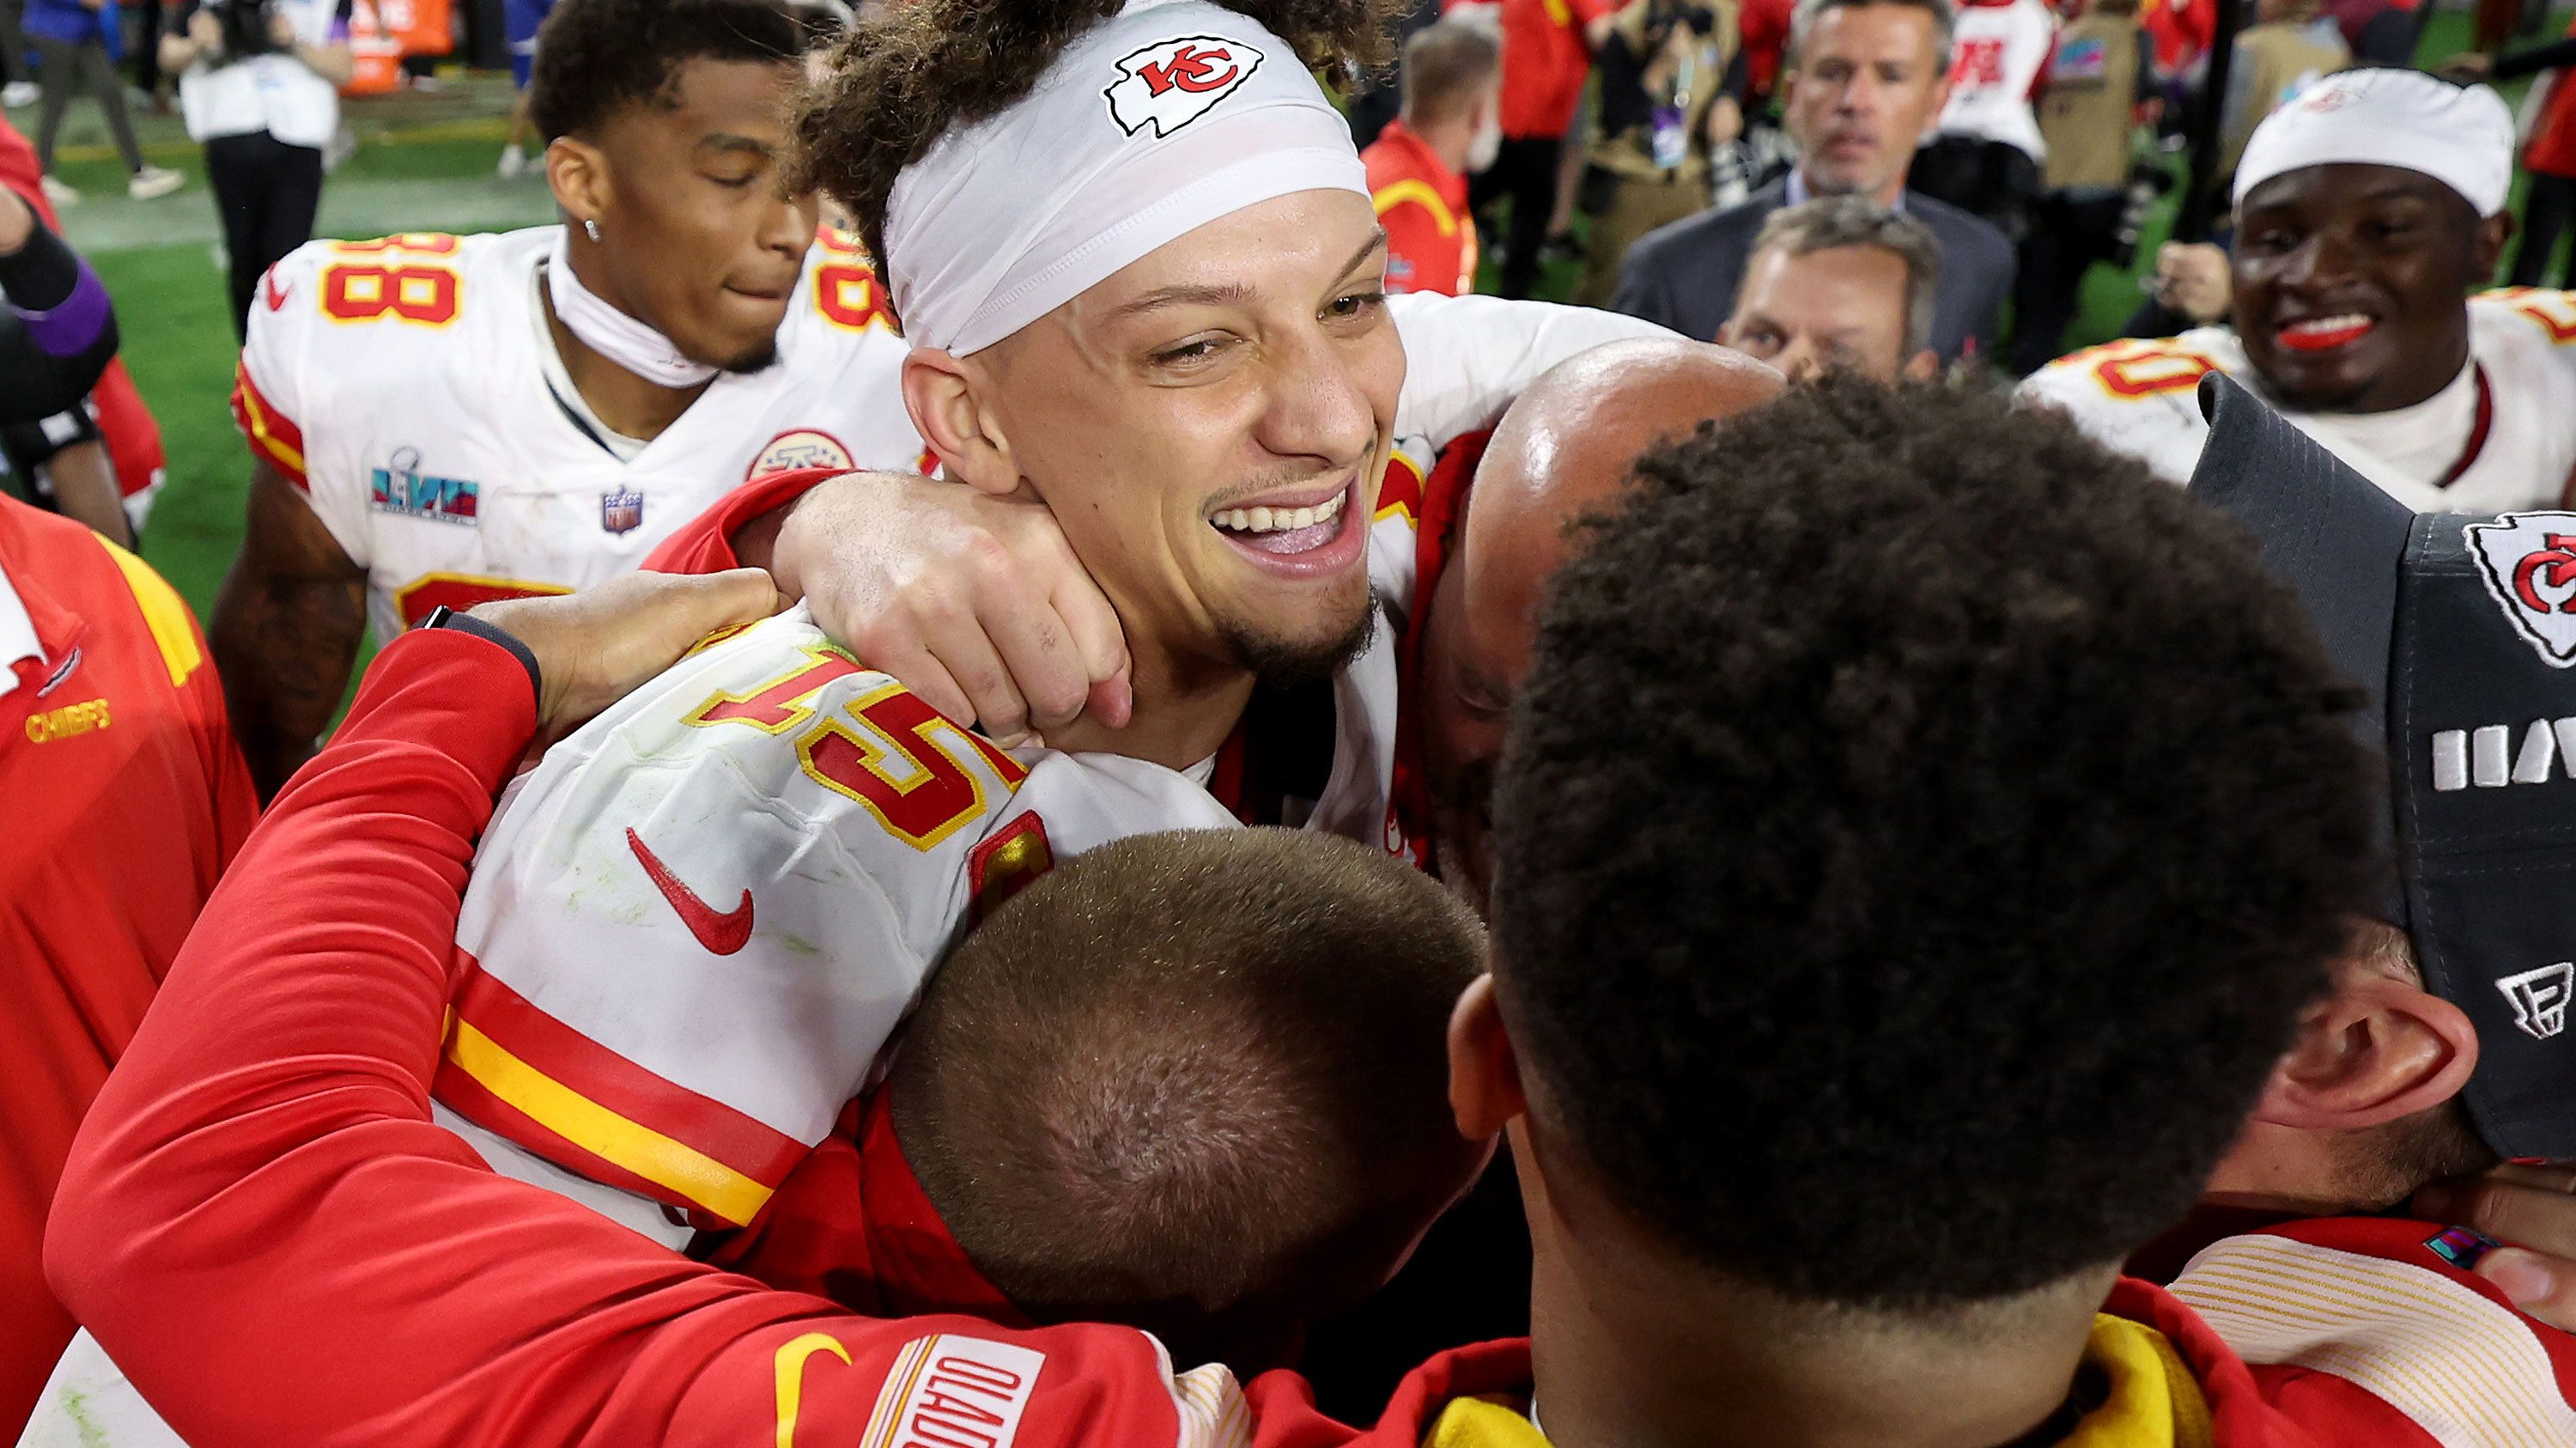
[600,487,645,536]
[2467,514,2576,667]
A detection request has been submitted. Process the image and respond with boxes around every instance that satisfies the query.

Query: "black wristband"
[418,605,544,709]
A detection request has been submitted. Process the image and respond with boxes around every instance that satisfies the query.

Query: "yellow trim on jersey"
[1373,179,1461,237]
[2071,1314,2213,1447]
[1542,0,1574,27]
[95,534,204,687]
[443,1017,775,1227]
[234,367,307,479]
[1425,1397,1549,1448]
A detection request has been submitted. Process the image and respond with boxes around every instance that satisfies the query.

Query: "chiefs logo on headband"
[1105,34,1265,138]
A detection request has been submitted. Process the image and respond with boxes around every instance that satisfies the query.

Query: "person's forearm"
[0,212,119,422]
[42,439,133,547]
[2494,35,2576,81]
[293,39,352,85]
[208,549,366,800]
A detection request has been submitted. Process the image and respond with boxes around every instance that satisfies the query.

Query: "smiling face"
[581,57,818,372]
[1783,3,1951,202]
[2232,163,2505,413]
[965,191,1402,688]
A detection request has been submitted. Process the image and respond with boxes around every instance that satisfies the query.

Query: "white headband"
[881,0,1368,356]
[2234,69,2515,218]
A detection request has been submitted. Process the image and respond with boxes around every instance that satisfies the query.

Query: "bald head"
[1422,338,1783,908]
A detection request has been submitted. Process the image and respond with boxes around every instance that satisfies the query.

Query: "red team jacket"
[2,496,254,1430]
[1363,121,1478,298]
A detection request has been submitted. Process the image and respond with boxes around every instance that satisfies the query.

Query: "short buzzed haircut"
[1789,0,1955,70]
[1750,196,1943,356]
[1399,17,1502,131]
[1493,377,2379,1314]
[890,827,1485,1351]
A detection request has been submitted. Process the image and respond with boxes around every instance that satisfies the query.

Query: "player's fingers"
[975,587,1095,735]
[659,569,791,642]
[2485,1162,2576,1195]
[2416,1176,2576,1262]
[1049,567,1132,729]
[2476,1248,2576,1329]
[862,639,977,738]
[913,599,1033,742]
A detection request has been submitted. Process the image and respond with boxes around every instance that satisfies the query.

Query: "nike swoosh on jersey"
[264,271,291,312]
[625,827,754,955]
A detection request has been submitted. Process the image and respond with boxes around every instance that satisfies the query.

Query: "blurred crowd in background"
[1352,0,2576,378]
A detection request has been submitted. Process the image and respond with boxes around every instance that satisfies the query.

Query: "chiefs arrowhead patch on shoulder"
[1104,34,1265,139]
[2467,513,2576,667]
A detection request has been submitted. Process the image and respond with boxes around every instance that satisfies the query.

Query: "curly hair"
[1490,376,2381,1312]
[793,0,1409,266]
[529,0,805,144]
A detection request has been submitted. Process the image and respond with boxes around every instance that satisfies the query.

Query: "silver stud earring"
[583,217,602,242]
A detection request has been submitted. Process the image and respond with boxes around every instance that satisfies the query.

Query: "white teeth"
[2286,313,2371,334]
[1213,490,1347,533]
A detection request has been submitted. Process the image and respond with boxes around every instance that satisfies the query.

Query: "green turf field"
[33,14,2555,627]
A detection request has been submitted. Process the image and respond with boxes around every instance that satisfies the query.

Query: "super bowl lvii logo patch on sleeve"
[1105,35,1264,138]
[2467,514,2576,667]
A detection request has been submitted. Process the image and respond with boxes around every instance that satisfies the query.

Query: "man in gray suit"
[1610,0,2015,363]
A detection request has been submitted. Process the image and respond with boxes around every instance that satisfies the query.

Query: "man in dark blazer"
[1610,0,2016,362]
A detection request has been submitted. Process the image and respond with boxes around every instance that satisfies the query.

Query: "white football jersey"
[230,224,924,642]
[2019,289,2576,513]
[432,293,1674,1232]
[436,606,1241,1232]
[1937,0,2057,161]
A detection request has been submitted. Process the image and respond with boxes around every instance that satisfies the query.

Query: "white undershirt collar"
[2294,354,2479,490]
[0,560,46,701]
[531,259,654,465]
[544,227,720,389]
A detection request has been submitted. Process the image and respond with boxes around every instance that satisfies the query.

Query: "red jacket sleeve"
[40,627,1236,1448]
[641,466,847,575]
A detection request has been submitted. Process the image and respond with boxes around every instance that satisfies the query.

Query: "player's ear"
[1449,971,1523,1141]
[1902,348,1941,381]
[2252,970,2480,1132]
[546,137,613,239]
[902,350,1019,497]
[2476,210,2515,280]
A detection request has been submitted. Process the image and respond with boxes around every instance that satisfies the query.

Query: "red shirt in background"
[1476,0,1613,139]
[0,495,254,1433]
[1739,0,1795,97]
[1364,120,1479,295]
[2525,17,2576,179]
[2142,0,2215,72]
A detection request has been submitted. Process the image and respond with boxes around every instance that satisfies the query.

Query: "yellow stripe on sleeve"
[443,1017,775,1227]
[94,535,204,687]
[1371,179,1461,237]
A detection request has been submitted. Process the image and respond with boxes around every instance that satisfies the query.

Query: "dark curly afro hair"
[1491,375,2382,1313]
[793,0,1410,269]
[529,0,804,145]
